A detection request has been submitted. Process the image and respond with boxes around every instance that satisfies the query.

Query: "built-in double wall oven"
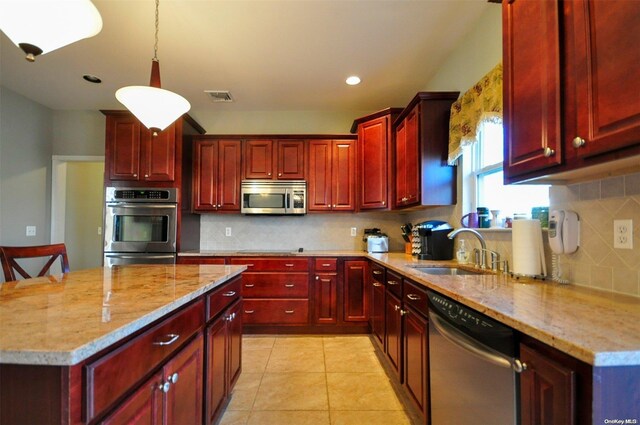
[103,187,178,266]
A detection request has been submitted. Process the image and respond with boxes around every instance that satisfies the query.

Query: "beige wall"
[64,162,105,271]
[52,110,105,156]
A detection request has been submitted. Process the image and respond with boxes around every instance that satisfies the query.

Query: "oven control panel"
[106,187,177,203]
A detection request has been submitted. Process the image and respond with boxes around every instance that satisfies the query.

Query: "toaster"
[363,228,389,253]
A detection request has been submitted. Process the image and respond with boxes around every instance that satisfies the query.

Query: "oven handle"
[104,254,176,260]
[429,310,522,371]
[106,203,177,209]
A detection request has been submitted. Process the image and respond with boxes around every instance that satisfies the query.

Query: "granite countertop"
[181,249,640,367]
[179,249,362,256]
[0,264,245,366]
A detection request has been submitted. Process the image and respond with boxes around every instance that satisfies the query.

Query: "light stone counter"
[0,264,245,366]
[181,250,640,366]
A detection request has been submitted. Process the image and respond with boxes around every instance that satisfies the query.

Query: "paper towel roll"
[512,219,544,277]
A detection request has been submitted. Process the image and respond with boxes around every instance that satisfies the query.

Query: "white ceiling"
[0,0,490,113]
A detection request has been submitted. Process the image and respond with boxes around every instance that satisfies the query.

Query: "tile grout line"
[322,336,332,424]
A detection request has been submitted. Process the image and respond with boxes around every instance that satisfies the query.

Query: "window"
[464,121,549,221]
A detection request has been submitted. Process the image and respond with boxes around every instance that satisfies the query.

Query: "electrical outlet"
[225,227,232,237]
[97,226,102,236]
[350,227,357,237]
[26,226,36,237]
[614,219,633,249]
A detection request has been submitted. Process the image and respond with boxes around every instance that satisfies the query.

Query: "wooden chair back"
[0,243,70,282]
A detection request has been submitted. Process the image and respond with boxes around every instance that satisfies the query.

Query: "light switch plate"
[350,227,357,237]
[614,219,633,249]
[225,227,232,237]
[26,226,36,237]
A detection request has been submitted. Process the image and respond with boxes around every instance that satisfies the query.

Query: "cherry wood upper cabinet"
[307,139,356,212]
[503,0,640,183]
[503,0,563,179]
[192,139,242,212]
[352,108,402,210]
[103,111,205,188]
[393,92,458,209]
[243,139,305,180]
[568,0,640,159]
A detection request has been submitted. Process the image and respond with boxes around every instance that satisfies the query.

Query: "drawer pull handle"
[244,310,255,314]
[284,310,295,314]
[153,334,180,346]
[372,270,383,275]
[170,372,179,384]
[407,294,420,301]
[246,264,255,267]
[223,291,236,297]
[285,263,295,267]
[322,263,331,267]
[285,284,295,288]
[159,382,171,393]
[373,282,383,287]
[245,284,255,288]
[388,280,399,285]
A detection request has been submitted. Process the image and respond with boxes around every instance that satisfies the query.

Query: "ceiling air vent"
[205,90,234,103]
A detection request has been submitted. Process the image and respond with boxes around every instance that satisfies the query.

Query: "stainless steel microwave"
[241,180,306,215]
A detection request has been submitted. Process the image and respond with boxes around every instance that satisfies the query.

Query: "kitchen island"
[0,264,245,424]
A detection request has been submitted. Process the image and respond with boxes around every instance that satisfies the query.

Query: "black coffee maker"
[415,220,454,260]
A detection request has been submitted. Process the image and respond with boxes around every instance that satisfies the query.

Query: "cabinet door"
[403,307,429,418]
[143,124,176,181]
[102,371,164,425]
[520,343,575,425]
[277,140,305,180]
[307,140,333,211]
[218,140,242,211]
[371,278,385,347]
[108,114,141,181]
[164,334,203,425]
[403,108,420,206]
[385,291,402,378]
[314,273,337,324]
[331,140,356,211]
[359,117,389,209]
[503,0,562,180]
[227,300,243,390]
[244,139,274,179]
[193,140,219,211]
[205,315,227,425]
[343,260,368,322]
[569,0,640,158]
[394,121,407,206]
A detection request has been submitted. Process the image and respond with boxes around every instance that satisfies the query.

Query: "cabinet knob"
[278,173,282,177]
[543,147,555,157]
[170,372,179,384]
[333,204,336,208]
[382,201,385,205]
[159,382,171,393]
[268,172,272,176]
[394,305,400,311]
[572,137,586,148]
[400,309,408,316]
[217,204,221,208]
[512,359,528,373]
[316,276,319,280]
[144,174,149,178]
[401,197,408,202]
[133,173,138,178]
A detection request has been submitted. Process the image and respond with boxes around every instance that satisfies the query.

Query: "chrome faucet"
[447,228,488,269]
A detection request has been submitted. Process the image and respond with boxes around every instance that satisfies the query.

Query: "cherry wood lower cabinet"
[370,264,386,349]
[205,299,242,425]
[385,291,403,379]
[403,306,429,422]
[315,272,338,324]
[343,260,369,322]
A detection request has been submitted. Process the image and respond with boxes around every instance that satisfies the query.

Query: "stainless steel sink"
[410,267,481,276]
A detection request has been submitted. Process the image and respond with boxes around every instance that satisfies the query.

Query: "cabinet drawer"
[178,256,226,265]
[371,263,385,283]
[314,258,337,272]
[207,276,242,321]
[230,257,309,271]
[242,299,309,324]
[85,300,204,422]
[403,279,428,315]
[243,273,309,298]
[386,270,403,298]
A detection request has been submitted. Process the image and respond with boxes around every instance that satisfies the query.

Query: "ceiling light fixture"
[115,0,190,136]
[346,76,361,86]
[83,74,102,83]
[0,0,102,62]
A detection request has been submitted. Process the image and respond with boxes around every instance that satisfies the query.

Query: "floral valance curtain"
[447,62,503,165]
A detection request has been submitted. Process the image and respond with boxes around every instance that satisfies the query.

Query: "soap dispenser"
[456,240,469,264]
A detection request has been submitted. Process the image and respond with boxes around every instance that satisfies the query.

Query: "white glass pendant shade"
[116,86,190,134]
[0,0,103,61]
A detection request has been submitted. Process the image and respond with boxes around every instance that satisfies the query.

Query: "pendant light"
[0,0,103,62]
[115,0,190,136]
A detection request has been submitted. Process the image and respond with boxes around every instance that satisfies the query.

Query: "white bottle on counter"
[456,240,469,264]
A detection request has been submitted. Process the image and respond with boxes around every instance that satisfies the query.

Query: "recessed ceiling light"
[83,74,102,84]
[346,76,361,86]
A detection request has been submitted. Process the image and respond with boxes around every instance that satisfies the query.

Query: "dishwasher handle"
[429,310,523,372]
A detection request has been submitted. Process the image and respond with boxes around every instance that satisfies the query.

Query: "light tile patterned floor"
[219,335,413,425]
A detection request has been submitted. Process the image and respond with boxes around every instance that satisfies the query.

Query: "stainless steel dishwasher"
[427,290,524,425]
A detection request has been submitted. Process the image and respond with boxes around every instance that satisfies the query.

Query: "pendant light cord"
[153,0,159,61]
